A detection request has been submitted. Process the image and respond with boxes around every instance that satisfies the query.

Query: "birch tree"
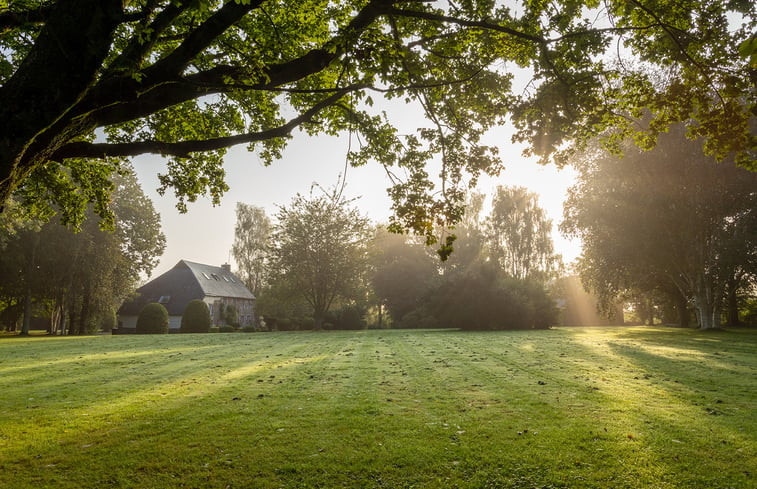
[231,203,272,297]
[487,186,561,281]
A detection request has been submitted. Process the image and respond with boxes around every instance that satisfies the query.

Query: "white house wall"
[121,316,138,330]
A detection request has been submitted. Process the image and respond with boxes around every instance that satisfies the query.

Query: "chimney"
[221,263,231,272]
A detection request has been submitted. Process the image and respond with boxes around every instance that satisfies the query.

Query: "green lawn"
[0,327,755,488]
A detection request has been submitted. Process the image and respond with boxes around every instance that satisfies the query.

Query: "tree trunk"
[19,233,39,336]
[78,285,91,335]
[0,0,123,207]
[20,285,32,336]
[67,303,78,336]
[693,292,720,330]
[726,283,740,326]
[675,290,690,328]
[50,301,62,335]
[313,307,324,331]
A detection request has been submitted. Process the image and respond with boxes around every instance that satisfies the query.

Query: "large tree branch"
[389,7,545,44]
[104,2,190,76]
[52,90,355,160]
[63,1,265,125]
[0,4,53,34]
[86,66,245,127]
[84,0,397,128]
[0,0,123,202]
[140,0,264,80]
[391,7,689,46]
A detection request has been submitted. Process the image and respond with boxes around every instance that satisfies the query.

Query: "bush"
[277,318,293,331]
[301,317,315,330]
[242,326,256,332]
[180,299,211,333]
[431,264,558,330]
[219,325,235,332]
[397,308,441,329]
[209,326,220,333]
[136,303,169,334]
[331,306,367,330]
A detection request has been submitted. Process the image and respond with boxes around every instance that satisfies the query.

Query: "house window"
[158,295,171,304]
[211,274,220,281]
[223,276,229,282]
[202,272,211,279]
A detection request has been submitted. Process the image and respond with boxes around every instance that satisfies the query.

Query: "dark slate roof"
[183,260,255,300]
[118,260,254,316]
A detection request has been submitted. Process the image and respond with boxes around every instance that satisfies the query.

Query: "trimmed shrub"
[136,303,169,334]
[180,299,211,333]
[209,326,220,333]
[397,308,441,329]
[219,325,235,332]
[241,326,256,332]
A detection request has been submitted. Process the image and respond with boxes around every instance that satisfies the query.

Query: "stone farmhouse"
[117,260,255,332]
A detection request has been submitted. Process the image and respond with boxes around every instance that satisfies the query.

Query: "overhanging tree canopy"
[1,0,754,242]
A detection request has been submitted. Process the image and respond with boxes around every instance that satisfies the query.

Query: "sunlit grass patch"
[0,327,755,488]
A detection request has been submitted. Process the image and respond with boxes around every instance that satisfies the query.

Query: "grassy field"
[0,327,755,489]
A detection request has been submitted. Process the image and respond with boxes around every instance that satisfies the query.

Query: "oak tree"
[0,1,753,245]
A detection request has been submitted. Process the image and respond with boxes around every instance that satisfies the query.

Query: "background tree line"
[233,185,562,331]
[563,124,757,330]
[0,167,165,334]
[235,122,757,332]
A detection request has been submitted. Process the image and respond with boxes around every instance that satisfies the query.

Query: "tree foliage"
[433,263,558,330]
[562,124,757,329]
[370,226,440,325]
[231,203,272,297]
[1,0,753,246]
[269,192,372,329]
[0,166,165,334]
[370,194,560,329]
[487,186,561,281]
[180,299,211,333]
